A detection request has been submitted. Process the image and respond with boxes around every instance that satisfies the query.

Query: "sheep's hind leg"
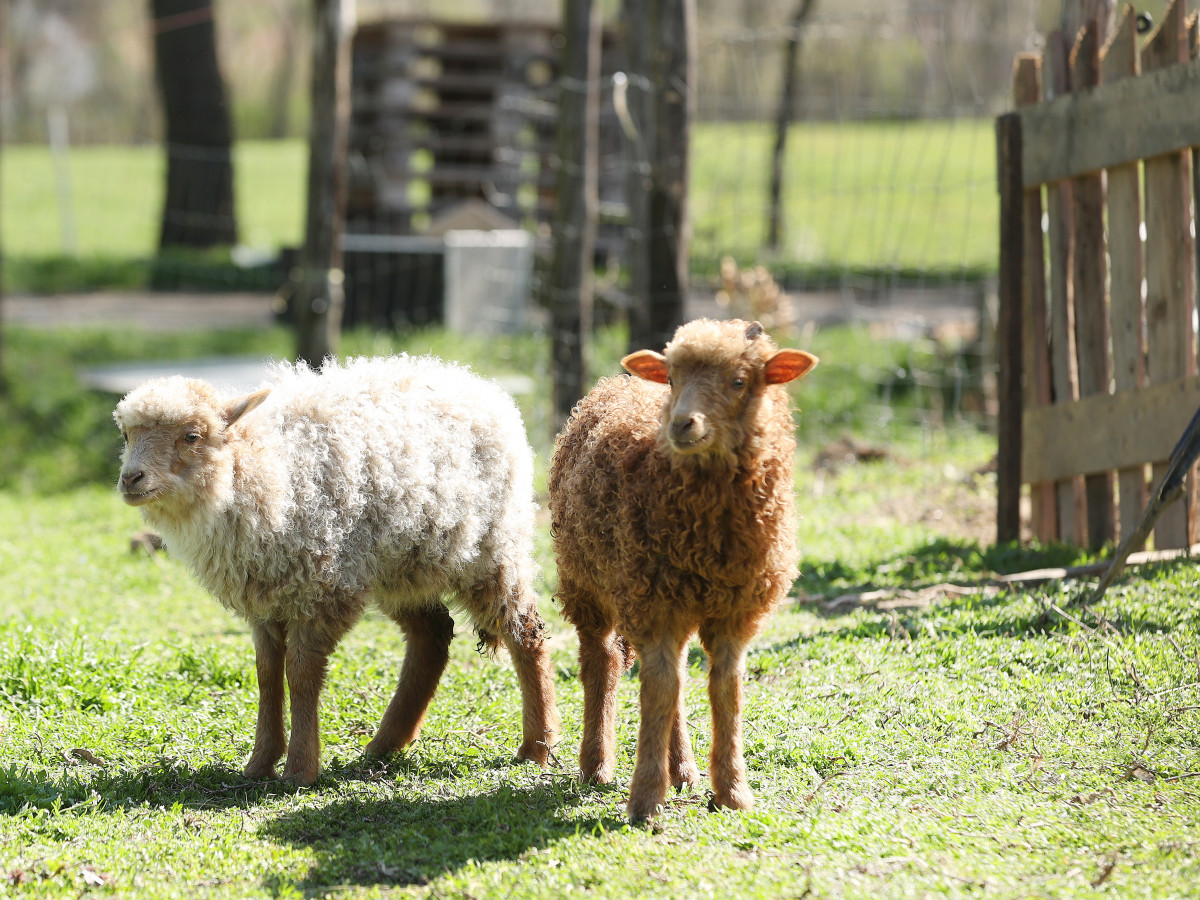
[699,625,754,812]
[577,625,624,784]
[669,641,700,790]
[501,601,562,766]
[243,620,287,780]
[627,634,688,823]
[280,616,356,787]
[365,603,455,756]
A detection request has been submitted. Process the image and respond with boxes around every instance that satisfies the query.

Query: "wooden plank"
[1022,373,1200,483]
[995,543,1200,585]
[997,111,1025,544]
[1042,30,1085,545]
[1070,20,1115,548]
[1014,54,1056,542]
[1019,52,1200,187]
[823,544,1200,608]
[1143,0,1197,549]
[1101,7,1149,545]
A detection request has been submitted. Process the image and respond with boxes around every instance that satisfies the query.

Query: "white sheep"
[549,319,817,822]
[114,355,561,786]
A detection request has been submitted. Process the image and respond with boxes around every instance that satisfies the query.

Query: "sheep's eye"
[732,376,747,390]
[184,432,201,444]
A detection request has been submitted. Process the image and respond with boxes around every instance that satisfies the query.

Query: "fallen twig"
[817,545,1200,613]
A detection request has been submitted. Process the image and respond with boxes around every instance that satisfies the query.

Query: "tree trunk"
[0,0,5,397]
[268,0,301,139]
[625,0,695,354]
[150,0,238,249]
[621,0,651,350]
[549,0,601,430]
[767,0,817,252]
[294,0,354,366]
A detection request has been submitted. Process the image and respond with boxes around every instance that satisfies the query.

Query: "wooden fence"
[996,0,1200,549]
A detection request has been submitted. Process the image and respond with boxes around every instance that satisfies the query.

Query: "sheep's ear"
[222,388,271,427]
[622,350,670,384]
[764,349,818,384]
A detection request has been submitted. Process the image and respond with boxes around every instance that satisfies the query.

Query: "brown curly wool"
[549,318,818,823]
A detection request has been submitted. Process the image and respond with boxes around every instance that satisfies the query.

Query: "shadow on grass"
[260,780,625,892]
[1,751,626,890]
[0,747,581,816]
[0,758,284,815]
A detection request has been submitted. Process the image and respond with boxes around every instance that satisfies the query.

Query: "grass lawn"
[2,323,1198,898]
[691,119,997,274]
[1,120,997,292]
[1,142,307,261]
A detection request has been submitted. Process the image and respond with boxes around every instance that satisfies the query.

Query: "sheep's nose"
[670,414,701,443]
[121,470,145,492]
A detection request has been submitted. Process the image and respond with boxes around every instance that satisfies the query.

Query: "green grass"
[2,324,1198,898]
[692,119,997,274]
[1,142,306,261]
[2,121,997,292]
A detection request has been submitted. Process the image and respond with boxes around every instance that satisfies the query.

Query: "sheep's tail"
[474,627,501,656]
[475,607,548,658]
[616,634,636,672]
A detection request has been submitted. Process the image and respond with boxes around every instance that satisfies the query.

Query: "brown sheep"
[549,318,818,822]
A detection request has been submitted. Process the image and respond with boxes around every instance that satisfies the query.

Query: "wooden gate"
[996,0,1200,549]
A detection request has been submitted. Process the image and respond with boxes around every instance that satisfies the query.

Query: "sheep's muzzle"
[667,411,711,453]
[118,470,161,506]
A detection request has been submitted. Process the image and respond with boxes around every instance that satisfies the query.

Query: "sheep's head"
[621,319,817,463]
[113,377,270,517]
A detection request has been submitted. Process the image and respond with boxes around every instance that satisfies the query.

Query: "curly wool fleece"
[114,355,539,637]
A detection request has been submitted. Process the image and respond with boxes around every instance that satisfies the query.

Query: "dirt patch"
[4,291,279,331]
[812,448,999,547]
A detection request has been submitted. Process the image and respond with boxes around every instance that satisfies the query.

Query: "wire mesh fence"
[2,1,1065,445]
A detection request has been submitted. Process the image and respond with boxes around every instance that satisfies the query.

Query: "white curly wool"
[115,355,537,631]
[115,354,560,785]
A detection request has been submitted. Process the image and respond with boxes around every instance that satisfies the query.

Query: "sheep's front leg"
[281,618,354,787]
[243,620,287,780]
[669,641,700,790]
[502,606,562,766]
[627,635,687,823]
[700,625,754,811]
[578,625,623,784]
[366,604,455,755]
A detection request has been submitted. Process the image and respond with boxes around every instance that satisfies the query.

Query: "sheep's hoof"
[626,798,664,825]
[671,765,701,790]
[363,738,398,758]
[242,761,279,781]
[515,740,550,767]
[280,765,319,788]
[580,766,614,786]
[707,788,754,813]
